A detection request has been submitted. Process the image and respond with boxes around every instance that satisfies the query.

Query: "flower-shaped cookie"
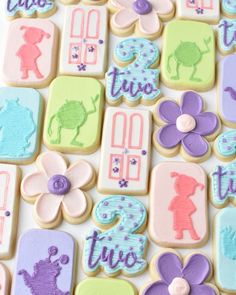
[140,251,219,295]
[153,91,220,162]
[109,0,174,39]
[21,152,95,228]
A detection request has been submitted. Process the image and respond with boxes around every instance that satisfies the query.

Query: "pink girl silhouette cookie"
[149,162,208,248]
[3,19,58,88]
[169,172,204,241]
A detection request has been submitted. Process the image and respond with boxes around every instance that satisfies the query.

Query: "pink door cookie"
[3,19,58,88]
[149,162,208,248]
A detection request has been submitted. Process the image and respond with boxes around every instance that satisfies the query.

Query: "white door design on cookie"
[60,5,108,77]
[0,165,19,259]
[98,108,151,195]
[186,0,213,9]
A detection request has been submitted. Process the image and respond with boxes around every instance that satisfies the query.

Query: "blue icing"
[216,130,236,158]
[222,0,236,16]
[218,19,236,53]
[0,87,41,161]
[211,161,236,207]
[6,0,55,17]
[83,195,147,276]
[106,38,160,104]
[216,208,236,291]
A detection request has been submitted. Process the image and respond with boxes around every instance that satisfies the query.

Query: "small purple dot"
[222,138,227,143]
[124,236,129,241]
[98,39,104,44]
[5,211,10,217]
[119,226,124,231]
[128,214,134,219]
[108,236,112,241]
[142,150,147,155]
[128,203,133,208]
[129,246,133,251]
[227,146,232,150]
[115,244,119,248]
[102,213,107,218]
[118,205,123,209]
[121,196,125,201]
[103,201,109,206]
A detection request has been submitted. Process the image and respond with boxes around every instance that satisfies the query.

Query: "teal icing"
[216,130,236,158]
[83,195,147,276]
[0,87,41,161]
[216,208,236,291]
[6,0,55,17]
[218,18,236,53]
[106,38,160,103]
[222,0,236,16]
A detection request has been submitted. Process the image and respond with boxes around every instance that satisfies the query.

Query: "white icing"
[176,114,196,133]
[168,278,190,295]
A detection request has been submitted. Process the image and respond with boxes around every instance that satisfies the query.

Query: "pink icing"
[176,114,196,133]
[168,278,190,295]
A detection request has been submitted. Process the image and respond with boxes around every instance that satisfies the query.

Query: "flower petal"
[65,160,93,189]
[62,189,87,219]
[157,252,182,284]
[182,134,209,157]
[149,0,174,15]
[158,100,181,123]
[37,152,67,178]
[190,284,216,295]
[180,91,203,116]
[34,194,62,224]
[183,254,211,284]
[139,11,161,35]
[110,0,133,9]
[143,281,169,295]
[157,125,186,148]
[21,172,48,197]
[112,9,138,29]
[193,113,218,136]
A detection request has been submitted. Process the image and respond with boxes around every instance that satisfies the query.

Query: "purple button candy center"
[48,174,71,195]
[132,0,152,15]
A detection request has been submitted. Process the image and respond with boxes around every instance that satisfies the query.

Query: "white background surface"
[0,2,229,293]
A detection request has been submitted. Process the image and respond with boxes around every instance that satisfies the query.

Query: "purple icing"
[219,55,236,124]
[143,252,215,295]
[132,0,152,15]
[156,91,218,157]
[5,211,10,217]
[47,174,71,195]
[219,20,235,48]
[7,0,49,12]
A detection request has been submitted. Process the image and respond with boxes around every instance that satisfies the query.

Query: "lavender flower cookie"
[153,91,221,163]
[140,250,219,295]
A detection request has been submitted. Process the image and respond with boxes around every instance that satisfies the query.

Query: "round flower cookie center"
[176,114,196,133]
[48,174,71,196]
[132,0,152,15]
[168,278,190,295]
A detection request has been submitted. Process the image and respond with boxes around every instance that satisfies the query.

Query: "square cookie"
[11,229,77,295]
[215,208,236,293]
[149,162,208,248]
[60,5,108,78]
[97,107,151,195]
[0,87,42,164]
[2,19,58,88]
[0,164,20,259]
[43,76,104,154]
[161,20,215,91]
[176,0,220,24]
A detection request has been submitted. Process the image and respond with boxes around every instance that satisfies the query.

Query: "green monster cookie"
[44,76,104,154]
[75,278,137,295]
[161,20,215,91]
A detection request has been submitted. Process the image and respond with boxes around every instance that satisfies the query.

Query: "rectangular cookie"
[97,107,151,195]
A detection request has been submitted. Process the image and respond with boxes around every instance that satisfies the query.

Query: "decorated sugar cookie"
[3,19,58,88]
[106,38,161,106]
[214,130,236,161]
[161,20,215,91]
[0,87,42,164]
[140,250,219,295]
[11,229,76,295]
[44,77,104,154]
[5,0,56,19]
[149,162,208,248]
[218,19,236,55]
[214,208,236,293]
[109,0,174,39]
[83,195,147,277]
[75,278,137,295]
[21,152,95,228]
[60,5,108,78]
[0,263,11,295]
[218,54,236,127]
[222,0,236,18]
[98,107,151,195]
[176,0,220,24]
[153,91,220,163]
[0,164,20,259]
[210,161,236,208]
